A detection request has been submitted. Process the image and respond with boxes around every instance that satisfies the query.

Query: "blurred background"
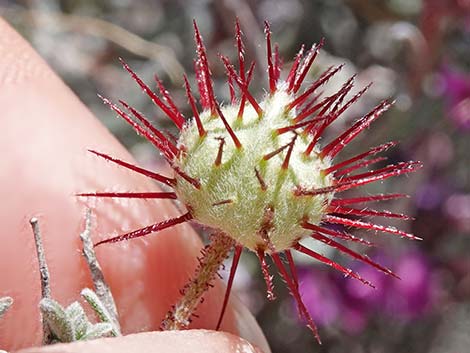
[1,0,469,352]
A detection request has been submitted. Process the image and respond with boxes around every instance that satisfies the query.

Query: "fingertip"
[16,330,265,353]
[0,18,54,85]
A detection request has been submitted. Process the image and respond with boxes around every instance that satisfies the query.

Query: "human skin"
[0,18,268,353]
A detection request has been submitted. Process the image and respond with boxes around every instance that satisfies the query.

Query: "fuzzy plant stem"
[161,232,235,330]
[30,217,53,344]
[0,297,13,319]
[79,209,120,331]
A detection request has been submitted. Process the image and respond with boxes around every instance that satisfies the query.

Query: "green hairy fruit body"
[175,86,333,252]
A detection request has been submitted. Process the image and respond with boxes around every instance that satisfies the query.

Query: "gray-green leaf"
[81,288,120,336]
[81,322,113,340]
[0,297,13,319]
[39,298,75,342]
[65,302,89,340]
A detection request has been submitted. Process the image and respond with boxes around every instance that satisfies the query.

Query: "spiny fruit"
[80,20,422,342]
[175,84,335,253]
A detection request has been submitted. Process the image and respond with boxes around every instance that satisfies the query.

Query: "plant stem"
[161,232,234,330]
[0,297,13,319]
[79,209,120,331]
[30,217,53,344]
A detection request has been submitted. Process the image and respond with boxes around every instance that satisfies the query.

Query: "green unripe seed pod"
[174,86,334,253]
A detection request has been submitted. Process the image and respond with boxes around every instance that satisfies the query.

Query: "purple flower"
[297,269,341,326]
[388,250,434,318]
[439,66,470,130]
[415,181,449,210]
[295,248,439,334]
